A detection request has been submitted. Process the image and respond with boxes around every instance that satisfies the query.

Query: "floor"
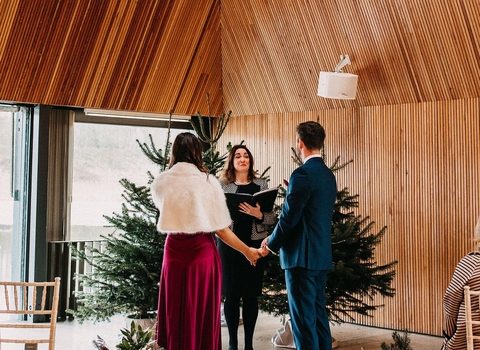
[0,311,444,349]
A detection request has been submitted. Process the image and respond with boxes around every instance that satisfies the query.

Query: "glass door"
[0,105,31,283]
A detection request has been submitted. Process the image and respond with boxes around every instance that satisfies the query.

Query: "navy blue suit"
[268,156,337,350]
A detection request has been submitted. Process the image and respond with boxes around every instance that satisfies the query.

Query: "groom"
[261,121,337,350]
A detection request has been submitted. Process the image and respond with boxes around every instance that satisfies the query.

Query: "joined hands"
[245,236,271,266]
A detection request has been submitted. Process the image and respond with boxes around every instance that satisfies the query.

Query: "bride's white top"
[150,162,231,234]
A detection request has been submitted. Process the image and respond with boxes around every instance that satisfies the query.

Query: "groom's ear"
[298,138,305,150]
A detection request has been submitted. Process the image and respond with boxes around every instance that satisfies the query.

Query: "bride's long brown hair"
[169,133,208,173]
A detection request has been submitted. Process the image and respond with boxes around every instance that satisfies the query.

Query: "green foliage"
[190,93,232,151]
[189,94,233,175]
[137,111,173,175]
[116,321,158,350]
[328,206,397,322]
[201,143,231,175]
[68,184,165,322]
[137,133,171,173]
[380,331,412,350]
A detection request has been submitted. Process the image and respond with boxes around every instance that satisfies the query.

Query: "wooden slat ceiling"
[1,1,479,117]
[221,0,480,115]
[0,0,223,116]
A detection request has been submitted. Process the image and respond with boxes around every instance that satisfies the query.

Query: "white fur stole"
[150,162,231,233]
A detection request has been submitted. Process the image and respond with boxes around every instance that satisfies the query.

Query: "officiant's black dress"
[217,182,265,297]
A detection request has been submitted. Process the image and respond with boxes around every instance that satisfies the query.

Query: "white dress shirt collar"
[303,154,322,163]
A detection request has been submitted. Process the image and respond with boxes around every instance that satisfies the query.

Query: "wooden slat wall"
[217,98,480,335]
[218,0,480,335]
[0,0,223,116]
[221,0,480,115]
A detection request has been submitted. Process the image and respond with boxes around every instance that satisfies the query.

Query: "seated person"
[443,217,480,349]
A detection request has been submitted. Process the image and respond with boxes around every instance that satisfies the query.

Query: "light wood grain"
[217,98,480,336]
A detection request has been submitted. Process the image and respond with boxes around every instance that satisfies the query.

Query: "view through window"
[71,122,191,241]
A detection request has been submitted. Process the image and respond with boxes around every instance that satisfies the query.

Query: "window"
[70,121,192,241]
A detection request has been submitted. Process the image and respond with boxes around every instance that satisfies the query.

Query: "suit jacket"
[268,157,337,270]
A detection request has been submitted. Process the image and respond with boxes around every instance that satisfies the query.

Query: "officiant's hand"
[238,202,263,220]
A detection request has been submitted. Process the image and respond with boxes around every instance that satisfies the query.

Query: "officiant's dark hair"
[169,132,208,173]
[220,144,257,183]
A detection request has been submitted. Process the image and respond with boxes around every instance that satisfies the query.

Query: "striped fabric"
[443,252,480,350]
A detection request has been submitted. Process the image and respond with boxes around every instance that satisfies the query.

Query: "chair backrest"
[464,285,480,350]
[0,277,61,350]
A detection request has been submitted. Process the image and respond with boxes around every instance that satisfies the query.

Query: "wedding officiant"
[218,144,276,350]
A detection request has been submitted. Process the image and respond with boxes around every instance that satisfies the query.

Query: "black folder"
[225,187,278,220]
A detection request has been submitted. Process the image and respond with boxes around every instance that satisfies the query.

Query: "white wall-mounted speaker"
[317,71,358,100]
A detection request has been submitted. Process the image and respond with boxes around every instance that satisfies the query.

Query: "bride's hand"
[245,247,261,266]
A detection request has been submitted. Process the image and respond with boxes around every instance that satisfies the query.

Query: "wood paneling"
[0,0,223,116]
[221,0,480,115]
[1,0,478,116]
[1,0,479,337]
[218,2,480,334]
[217,98,480,335]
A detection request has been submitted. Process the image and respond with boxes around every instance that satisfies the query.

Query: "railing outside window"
[48,240,107,320]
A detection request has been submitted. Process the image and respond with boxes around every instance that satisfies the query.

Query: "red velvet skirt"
[156,232,222,350]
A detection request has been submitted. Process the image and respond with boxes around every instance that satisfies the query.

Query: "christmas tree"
[68,107,232,323]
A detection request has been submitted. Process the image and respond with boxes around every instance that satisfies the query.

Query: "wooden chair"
[464,285,480,350]
[0,277,61,350]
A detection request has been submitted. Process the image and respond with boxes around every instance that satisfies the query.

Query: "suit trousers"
[285,267,332,350]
